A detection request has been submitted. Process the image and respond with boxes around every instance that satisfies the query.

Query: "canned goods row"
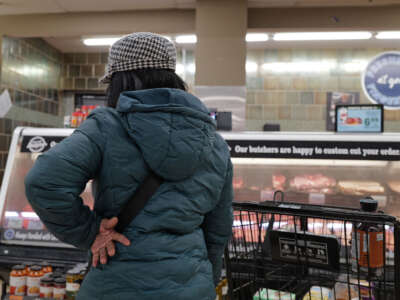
[9,262,88,300]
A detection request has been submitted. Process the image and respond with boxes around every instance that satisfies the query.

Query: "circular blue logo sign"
[362,52,400,109]
[4,229,15,240]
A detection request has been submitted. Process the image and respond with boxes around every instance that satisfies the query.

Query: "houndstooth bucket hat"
[99,32,177,84]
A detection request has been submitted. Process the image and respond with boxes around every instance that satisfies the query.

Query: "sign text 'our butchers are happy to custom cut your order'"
[227,140,400,161]
[362,51,400,109]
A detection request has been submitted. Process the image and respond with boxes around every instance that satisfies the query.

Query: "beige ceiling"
[4,0,400,52]
[1,0,400,15]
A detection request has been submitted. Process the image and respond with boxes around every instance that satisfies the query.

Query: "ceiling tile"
[58,0,181,12]
[0,0,64,15]
[1,0,400,16]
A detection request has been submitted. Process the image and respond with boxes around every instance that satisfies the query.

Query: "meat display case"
[1,128,400,266]
[222,131,400,219]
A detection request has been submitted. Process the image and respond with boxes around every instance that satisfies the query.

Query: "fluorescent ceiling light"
[246,33,269,42]
[175,35,197,44]
[83,37,121,46]
[273,31,372,41]
[83,35,172,46]
[376,31,400,39]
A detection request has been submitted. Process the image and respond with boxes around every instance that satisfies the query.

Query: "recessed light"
[273,31,372,41]
[83,37,121,46]
[175,35,197,44]
[376,31,400,39]
[246,33,269,42]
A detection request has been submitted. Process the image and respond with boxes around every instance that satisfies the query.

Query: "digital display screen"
[335,105,384,133]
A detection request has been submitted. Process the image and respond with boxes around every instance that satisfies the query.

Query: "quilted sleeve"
[202,159,233,286]
[25,114,105,250]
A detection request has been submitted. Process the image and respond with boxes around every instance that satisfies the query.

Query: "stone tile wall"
[0,36,64,183]
[246,48,400,132]
[1,37,62,115]
[61,52,108,91]
[61,48,195,91]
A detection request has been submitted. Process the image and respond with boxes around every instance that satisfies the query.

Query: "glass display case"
[220,132,400,219]
[0,127,86,265]
[1,128,400,265]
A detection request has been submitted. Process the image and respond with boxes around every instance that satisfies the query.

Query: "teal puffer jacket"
[25,88,233,300]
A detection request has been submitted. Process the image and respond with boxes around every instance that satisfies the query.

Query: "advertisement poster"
[326,92,360,131]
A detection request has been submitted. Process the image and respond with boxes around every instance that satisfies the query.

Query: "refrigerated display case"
[223,131,400,219]
[224,132,400,299]
[0,127,86,266]
[1,128,400,266]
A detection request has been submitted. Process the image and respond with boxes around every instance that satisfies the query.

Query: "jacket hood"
[116,88,216,181]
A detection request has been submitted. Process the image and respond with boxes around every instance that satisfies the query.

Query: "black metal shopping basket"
[224,193,400,300]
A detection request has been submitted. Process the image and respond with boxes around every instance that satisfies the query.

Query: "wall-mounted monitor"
[335,104,384,133]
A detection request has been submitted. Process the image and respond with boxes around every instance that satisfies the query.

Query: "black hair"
[106,69,187,108]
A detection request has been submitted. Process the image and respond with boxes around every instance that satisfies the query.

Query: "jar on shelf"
[66,269,81,300]
[9,265,26,296]
[53,277,66,300]
[78,269,86,284]
[24,262,35,274]
[27,265,43,296]
[41,262,53,274]
[40,276,53,298]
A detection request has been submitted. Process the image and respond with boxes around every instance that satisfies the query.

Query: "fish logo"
[27,136,48,153]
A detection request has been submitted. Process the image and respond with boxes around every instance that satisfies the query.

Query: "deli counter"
[0,128,400,265]
[223,131,400,218]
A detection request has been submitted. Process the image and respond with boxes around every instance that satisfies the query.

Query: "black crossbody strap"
[115,171,163,233]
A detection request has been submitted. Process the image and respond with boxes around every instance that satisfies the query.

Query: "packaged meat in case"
[272,174,286,191]
[388,180,400,194]
[338,181,385,196]
[290,174,336,194]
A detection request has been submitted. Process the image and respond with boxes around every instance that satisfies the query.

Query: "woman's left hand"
[90,217,130,267]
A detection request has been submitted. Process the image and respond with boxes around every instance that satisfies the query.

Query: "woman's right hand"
[90,217,130,267]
